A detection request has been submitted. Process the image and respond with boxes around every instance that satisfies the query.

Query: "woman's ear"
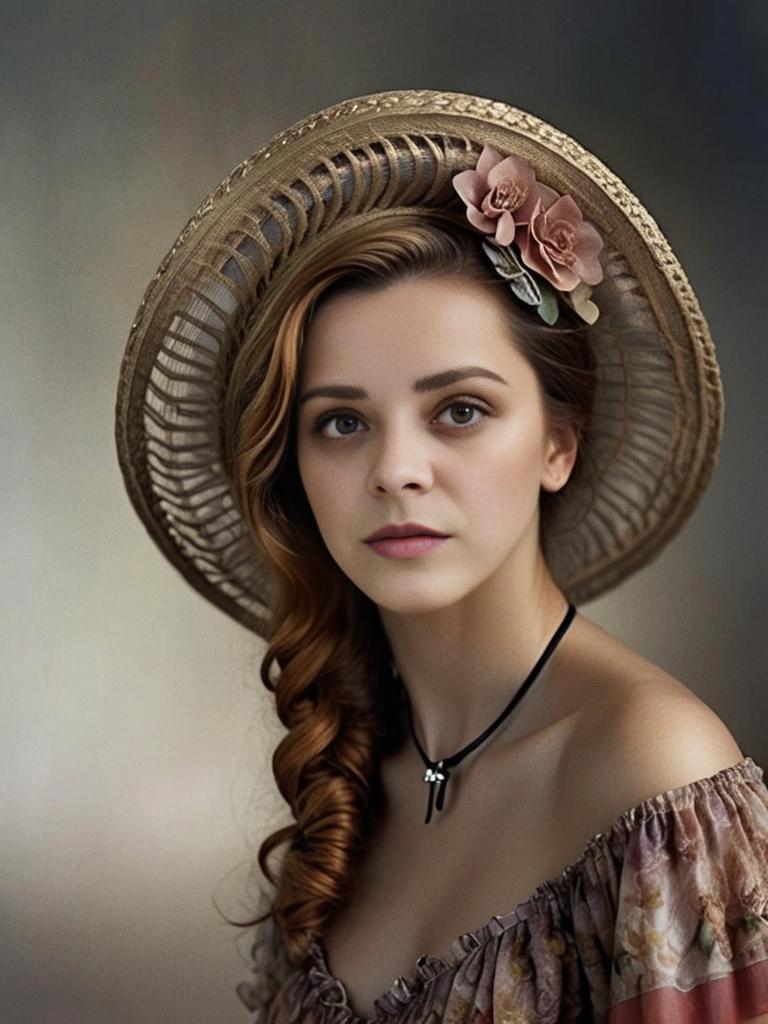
[540,423,579,494]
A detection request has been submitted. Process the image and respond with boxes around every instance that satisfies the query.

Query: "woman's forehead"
[309,274,500,327]
[301,275,522,375]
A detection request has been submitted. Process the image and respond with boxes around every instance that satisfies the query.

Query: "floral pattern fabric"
[238,757,768,1023]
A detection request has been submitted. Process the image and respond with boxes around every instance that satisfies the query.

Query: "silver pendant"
[423,761,446,784]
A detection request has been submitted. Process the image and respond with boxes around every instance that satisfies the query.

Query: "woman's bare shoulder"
[556,613,745,830]
[563,611,728,704]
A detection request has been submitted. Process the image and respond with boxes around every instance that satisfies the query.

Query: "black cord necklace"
[392,602,577,824]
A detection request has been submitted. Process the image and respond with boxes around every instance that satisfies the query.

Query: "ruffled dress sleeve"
[579,757,768,1022]
[234,760,768,1024]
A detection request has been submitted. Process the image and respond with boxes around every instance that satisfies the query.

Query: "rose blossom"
[516,193,604,292]
[452,144,555,247]
[453,144,605,296]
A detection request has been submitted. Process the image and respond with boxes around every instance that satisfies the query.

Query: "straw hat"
[115,89,724,636]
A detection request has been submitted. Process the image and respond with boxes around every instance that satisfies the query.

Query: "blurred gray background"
[2,1,766,1021]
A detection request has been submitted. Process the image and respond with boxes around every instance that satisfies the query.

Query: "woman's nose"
[366,421,435,494]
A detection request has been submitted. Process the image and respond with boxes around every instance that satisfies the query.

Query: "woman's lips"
[365,535,450,558]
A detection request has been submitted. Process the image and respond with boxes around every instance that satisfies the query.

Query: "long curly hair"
[223,209,597,992]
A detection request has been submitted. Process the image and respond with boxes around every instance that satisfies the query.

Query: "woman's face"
[295,275,574,614]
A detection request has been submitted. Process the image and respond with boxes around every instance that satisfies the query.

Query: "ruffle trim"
[298,756,766,1022]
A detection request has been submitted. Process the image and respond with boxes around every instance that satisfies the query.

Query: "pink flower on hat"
[452,144,551,247]
[516,193,604,292]
[453,144,604,294]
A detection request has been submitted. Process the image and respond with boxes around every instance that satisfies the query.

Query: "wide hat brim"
[115,89,724,636]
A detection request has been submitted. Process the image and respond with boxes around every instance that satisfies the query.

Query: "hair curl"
[223,209,597,1005]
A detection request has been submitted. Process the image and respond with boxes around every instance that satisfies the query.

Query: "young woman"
[115,90,768,1023]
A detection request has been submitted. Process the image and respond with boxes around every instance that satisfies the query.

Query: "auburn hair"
[222,209,597,987]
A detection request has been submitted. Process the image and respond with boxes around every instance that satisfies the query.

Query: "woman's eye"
[312,399,489,439]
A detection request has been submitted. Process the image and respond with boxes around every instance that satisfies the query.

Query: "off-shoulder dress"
[238,756,768,1023]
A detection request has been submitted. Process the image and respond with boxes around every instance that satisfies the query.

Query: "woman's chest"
[319,720,587,1021]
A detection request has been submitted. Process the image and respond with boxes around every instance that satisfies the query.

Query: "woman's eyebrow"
[299,365,509,405]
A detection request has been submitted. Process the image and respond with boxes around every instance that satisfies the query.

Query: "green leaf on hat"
[481,239,564,325]
[481,240,541,306]
[536,280,559,325]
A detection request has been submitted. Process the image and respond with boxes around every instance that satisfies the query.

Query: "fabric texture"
[238,756,768,1023]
